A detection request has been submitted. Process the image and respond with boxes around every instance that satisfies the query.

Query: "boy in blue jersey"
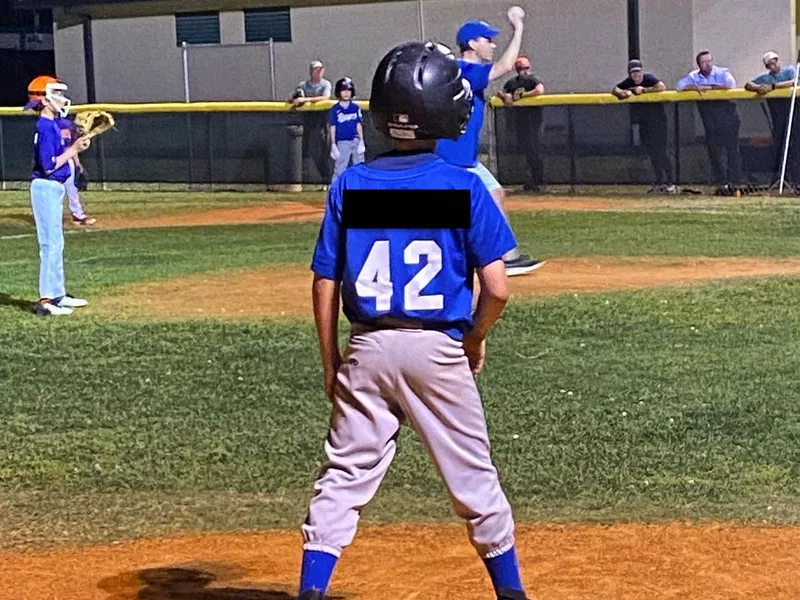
[329,77,366,183]
[24,76,92,316]
[436,8,545,277]
[298,41,533,600]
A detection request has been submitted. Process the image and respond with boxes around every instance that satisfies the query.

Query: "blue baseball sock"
[299,549,338,594]
[483,545,524,594]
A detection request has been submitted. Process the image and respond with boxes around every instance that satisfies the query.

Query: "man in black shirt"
[613,59,677,194]
[497,56,546,192]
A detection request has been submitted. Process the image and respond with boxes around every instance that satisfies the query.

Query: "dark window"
[244,7,291,43]
[176,12,220,46]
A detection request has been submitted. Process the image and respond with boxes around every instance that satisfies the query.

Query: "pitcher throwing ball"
[436,6,545,276]
[298,41,533,600]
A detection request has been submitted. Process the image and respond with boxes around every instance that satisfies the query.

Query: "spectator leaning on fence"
[746,52,800,190]
[676,50,743,195]
[496,55,547,192]
[290,60,333,189]
[612,59,676,194]
[744,51,797,95]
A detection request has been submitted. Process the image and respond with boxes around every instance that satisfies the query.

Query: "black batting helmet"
[369,41,473,140]
[335,77,356,99]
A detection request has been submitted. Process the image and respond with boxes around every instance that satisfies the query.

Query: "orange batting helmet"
[25,75,71,116]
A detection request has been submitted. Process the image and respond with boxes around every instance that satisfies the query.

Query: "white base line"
[0,229,97,241]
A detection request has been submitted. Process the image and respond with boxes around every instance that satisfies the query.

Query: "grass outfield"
[2,192,800,549]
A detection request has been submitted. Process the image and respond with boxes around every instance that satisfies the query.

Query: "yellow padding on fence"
[0,100,369,116]
[0,88,793,116]
[490,87,794,107]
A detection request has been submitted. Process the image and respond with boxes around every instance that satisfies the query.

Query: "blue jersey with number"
[31,116,70,183]
[434,60,493,168]
[310,151,516,340]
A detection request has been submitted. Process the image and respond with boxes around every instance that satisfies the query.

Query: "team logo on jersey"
[395,114,409,123]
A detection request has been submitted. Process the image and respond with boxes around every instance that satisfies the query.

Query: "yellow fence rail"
[0,88,793,116]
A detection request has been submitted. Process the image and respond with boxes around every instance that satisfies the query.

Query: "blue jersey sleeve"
[329,106,338,127]
[463,62,493,93]
[36,123,61,174]
[310,183,345,280]
[466,179,517,268]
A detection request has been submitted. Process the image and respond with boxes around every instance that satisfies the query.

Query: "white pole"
[417,0,425,41]
[779,51,800,194]
[182,41,190,102]
[269,37,277,101]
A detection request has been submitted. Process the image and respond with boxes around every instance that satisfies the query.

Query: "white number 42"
[355,240,443,311]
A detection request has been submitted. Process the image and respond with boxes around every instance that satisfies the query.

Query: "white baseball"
[508,6,525,20]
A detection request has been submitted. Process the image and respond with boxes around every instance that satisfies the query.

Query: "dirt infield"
[4,522,800,599]
[90,197,656,231]
[94,256,800,320]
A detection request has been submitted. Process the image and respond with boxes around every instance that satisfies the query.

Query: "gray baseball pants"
[332,139,365,182]
[301,325,517,559]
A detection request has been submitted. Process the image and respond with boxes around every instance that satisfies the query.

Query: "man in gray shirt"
[290,60,333,187]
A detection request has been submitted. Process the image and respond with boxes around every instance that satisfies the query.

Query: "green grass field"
[3,190,800,550]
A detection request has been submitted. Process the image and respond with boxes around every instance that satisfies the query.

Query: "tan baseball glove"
[73,110,116,139]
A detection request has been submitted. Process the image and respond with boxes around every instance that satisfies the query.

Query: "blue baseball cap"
[456,20,500,47]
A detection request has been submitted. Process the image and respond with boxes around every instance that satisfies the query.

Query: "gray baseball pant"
[301,325,517,559]
[331,139,365,182]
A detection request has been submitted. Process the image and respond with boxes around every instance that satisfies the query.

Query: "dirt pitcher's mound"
[93,256,800,321]
[4,522,800,599]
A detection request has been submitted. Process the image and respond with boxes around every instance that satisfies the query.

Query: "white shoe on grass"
[55,295,88,308]
[35,300,74,316]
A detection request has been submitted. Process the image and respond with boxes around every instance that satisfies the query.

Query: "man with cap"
[745,52,797,96]
[746,52,800,189]
[435,8,545,277]
[612,59,676,194]
[497,55,546,193]
[290,60,334,188]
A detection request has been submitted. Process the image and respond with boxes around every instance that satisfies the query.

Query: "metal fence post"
[567,105,577,193]
[209,113,215,187]
[98,134,108,190]
[287,123,304,191]
[182,41,190,103]
[673,101,681,185]
[269,37,277,101]
[487,103,498,177]
[0,118,6,190]
[187,112,195,187]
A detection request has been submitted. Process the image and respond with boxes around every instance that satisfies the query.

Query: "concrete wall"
[640,0,694,88]
[51,0,794,103]
[53,16,87,103]
[693,0,792,85]
[92,15,184,101]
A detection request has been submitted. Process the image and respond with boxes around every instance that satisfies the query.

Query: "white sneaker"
[36,300,74,316]
[55,295,88,308]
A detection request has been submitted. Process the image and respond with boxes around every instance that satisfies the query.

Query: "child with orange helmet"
[25,75,92,316]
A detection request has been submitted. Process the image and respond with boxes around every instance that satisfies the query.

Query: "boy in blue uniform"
[298,41,533,600]
[436,8,545,277]
[329,77,366,183]
[25,76,91,316]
